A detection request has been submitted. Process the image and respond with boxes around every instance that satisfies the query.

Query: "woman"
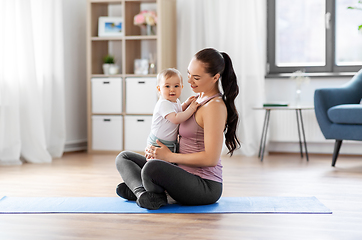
[115,48,240,210]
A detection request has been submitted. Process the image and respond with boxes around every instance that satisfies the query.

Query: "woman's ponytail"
[195,48,240,155]
[220,52,240,156]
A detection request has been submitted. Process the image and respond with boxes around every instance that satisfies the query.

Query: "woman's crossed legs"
[115,151,222,208]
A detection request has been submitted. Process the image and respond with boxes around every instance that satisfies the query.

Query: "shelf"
[90,0,156,2]
[91,74,123,77]
[87,0,177,152]
[92,113,124,116]
[125,74,157,77]
[123,113,153,116]
[91,37,123,41]
[91,41,122,75]
[125,35,157,40]
[90,0,122,3]
[91,112,153,116]
[91,74,157,77]
[91,36,157,41]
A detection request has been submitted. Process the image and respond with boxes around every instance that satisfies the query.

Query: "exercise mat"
[0,196,332,214]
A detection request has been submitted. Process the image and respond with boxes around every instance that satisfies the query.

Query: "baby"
[147,68,199,154]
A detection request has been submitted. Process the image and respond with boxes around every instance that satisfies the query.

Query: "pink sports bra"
[178,93,223,183]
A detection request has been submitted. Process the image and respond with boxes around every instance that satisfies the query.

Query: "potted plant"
[102,54,119,75]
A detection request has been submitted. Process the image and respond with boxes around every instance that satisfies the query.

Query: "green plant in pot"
[102,54,119,75]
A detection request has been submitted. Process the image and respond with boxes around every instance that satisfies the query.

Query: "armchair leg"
[332,140,343,167]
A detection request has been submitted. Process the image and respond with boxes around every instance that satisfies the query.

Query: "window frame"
[267,0,362,75]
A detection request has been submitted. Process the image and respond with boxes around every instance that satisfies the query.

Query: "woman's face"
[187,58,219,94]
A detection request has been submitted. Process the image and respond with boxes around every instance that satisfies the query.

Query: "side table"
[253,106,314,162]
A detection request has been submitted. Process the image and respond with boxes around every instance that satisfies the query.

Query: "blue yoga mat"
[0,196,332,214]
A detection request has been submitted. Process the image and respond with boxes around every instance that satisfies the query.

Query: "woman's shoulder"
[195,95,227,128]
[200,96,227,115]
[205,95,225,107]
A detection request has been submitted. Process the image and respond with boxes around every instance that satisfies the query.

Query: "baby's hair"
[157,68,183,86]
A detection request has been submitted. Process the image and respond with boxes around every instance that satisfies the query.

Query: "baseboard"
[268,141,362,155]
[64,139,87,152]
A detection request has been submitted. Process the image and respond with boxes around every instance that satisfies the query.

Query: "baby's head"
[156,68,183,102]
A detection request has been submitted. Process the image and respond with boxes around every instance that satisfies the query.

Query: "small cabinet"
[126,77,157,114]
[92,78,122,114]
[92,116,123,151]
[124,115,153,151]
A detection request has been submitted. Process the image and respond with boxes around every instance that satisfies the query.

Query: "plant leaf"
[347,6,362,10]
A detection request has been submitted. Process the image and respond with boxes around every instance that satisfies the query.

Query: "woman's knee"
[115,150,135,170]
[115,151,147,172]
[115,150,127,165]
[141,160,169,192]
[141,159,165,177]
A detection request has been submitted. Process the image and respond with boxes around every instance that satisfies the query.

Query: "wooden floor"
[0,151,362,240]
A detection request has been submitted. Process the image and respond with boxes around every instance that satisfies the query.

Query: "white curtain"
[177,0,266,156]
[0,0,65,164]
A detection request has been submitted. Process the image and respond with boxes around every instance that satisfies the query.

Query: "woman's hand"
[145,140,173,162]
[154,140,173,161]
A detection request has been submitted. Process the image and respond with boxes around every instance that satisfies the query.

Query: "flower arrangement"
[134,10,157,27]
[290,70,310,106]
[290,70,310,89]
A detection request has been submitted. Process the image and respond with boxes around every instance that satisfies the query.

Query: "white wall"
[62,0,87,151]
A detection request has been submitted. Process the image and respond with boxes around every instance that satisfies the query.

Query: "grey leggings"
[115,151,222,205]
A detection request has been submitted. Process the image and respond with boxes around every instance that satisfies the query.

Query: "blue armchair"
[314,69,362,166]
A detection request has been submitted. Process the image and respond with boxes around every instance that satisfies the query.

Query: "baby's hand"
[185,95,197,105]
[144,145,155,160]
[188,95,197,101]
[188,99,200,111]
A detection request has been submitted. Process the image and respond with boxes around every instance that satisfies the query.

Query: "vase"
[109,65,119,75]
[146,25,155,35]
[103,64,119,75]
[149,62,156,74]
[102,64,110,75]
[295,88,301,106]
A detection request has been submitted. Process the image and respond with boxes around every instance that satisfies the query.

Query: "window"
[267,0,362,75]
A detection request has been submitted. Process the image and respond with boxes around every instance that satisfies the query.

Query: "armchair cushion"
[327,104,362,124]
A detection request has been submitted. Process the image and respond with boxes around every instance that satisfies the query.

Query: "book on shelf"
[263,102,289,107]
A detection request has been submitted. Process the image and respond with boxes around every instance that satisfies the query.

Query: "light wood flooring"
[0,151,362,240]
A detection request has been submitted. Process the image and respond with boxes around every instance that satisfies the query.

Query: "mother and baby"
[115,48,240,210]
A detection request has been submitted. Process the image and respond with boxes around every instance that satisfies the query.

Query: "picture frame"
[134,59,149,75]
[98,17,123,37]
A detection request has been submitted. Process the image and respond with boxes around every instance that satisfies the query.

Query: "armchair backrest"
[343,68,362,103]
[314,68,362,139]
